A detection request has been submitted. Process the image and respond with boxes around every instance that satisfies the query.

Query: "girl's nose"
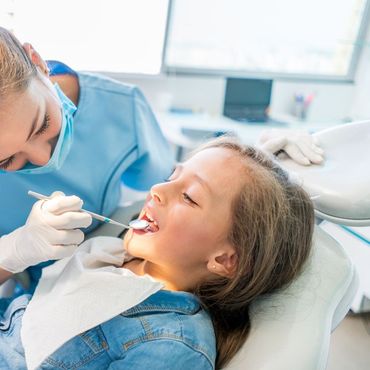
[150,182,169,205]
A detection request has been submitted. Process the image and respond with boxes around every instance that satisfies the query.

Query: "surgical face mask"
[1,83,76,175]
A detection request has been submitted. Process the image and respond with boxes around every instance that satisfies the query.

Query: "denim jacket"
[0,290,216,370]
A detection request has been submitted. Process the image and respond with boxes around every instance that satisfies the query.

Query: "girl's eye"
[35,114,50,136]
[182,192,197,205]
[0,156,14,170]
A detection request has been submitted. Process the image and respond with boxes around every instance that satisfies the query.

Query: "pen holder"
[293,93,314,121]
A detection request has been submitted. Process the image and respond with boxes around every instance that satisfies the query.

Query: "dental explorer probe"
[27,190,149,230]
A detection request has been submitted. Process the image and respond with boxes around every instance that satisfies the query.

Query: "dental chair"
[90,121,369,370]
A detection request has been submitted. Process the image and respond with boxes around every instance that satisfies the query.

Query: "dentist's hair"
[192,137,315,369]
[0,27,37,99]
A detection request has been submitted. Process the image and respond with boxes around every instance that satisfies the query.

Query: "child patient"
[0,137,314,370]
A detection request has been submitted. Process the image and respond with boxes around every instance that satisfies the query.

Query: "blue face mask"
[1,83,76,175]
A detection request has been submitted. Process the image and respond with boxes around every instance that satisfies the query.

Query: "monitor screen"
[223,78,273,121]
[224,78,272,108]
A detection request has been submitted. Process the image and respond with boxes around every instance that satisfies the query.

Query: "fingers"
[294,141,324,164]
[47,211,92,229]
[261,136,322,165]
[292,134,324,164]
[43,194,83,215]
[62,212,92,229]
[265,131,325,165]
[284,143,324,165]
[284,145,311,165]
[50,244,79,259]
[312,136,325,155]
[260,136,287,154]
[48,229,85,246]
[30,193,92,232]
[50,191,65,198]
[42,193,92,229]
[298,134,324,156]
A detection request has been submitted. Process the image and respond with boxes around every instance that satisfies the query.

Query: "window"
[3,0,168,74]
[164,0,370,80]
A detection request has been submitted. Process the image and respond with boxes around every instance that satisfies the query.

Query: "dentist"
[0,27,175,236]
[0,27,174,288]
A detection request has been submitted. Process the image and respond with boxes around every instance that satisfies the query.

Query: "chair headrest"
[223,226,357,370]
[279,121,370,226]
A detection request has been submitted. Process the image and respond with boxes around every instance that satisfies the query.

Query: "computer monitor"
[223,78,273,122]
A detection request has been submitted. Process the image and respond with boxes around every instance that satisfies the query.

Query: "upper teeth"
[146,212,158,226]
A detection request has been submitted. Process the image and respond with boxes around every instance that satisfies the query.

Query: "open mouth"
[139,209,159,233]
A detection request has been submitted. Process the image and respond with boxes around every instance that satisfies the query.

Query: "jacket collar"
[122,290,201,316]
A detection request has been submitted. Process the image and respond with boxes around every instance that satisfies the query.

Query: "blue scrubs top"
[0,61,175,235]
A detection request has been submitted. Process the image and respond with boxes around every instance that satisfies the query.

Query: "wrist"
[0,228,28,273]
[0,226,45,274]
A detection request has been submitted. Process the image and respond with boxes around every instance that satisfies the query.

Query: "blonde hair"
[192,137,314,369]
[0,27,37,99]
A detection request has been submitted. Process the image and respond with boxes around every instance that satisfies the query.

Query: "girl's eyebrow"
[0,106,40,164]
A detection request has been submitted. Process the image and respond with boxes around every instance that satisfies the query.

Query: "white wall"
[271,80,355,122]
[115,73,356,123]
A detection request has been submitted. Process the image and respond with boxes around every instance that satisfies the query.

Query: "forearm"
[0,266,14,285]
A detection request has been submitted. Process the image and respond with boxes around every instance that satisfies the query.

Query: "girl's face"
[124,147,246,276]
[0,76,62,171]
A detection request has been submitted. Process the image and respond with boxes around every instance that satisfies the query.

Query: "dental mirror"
[128,219,150,230]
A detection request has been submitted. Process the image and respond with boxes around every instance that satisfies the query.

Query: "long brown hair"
[0,27,37,99]
[193,137,315,369]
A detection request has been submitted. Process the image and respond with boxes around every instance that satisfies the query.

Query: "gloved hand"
[0,192,92,273]
[257,129,324,165]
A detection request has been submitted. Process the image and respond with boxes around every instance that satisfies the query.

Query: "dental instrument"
[27,190,149,230]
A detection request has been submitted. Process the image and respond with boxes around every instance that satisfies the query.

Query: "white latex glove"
[0,192,92,273]
[258,129,324,165]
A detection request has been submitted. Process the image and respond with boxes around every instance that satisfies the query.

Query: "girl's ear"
[22,43,49,76]
[207,246,238,278]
